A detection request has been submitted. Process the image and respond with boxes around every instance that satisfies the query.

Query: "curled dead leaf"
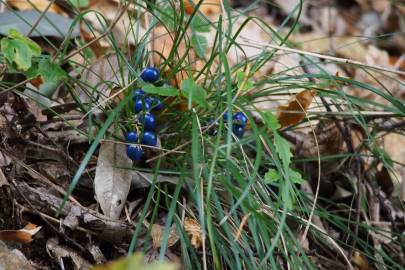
[151,224,180,250]
[183,217,202,249]
[0,223,42,244]
[277,89,317,127]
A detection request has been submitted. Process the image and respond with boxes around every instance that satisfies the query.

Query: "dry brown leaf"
[277,89,317,127]
[183,217,202,249]
[151,224,180,250]
[7,0,66,15]
[0,223,41,244]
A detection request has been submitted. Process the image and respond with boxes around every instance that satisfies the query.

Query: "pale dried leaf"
[94,140,132,220]
[184,217,202,249]
[0,240,33,270]
[7,0,66,15]
[151,223,180,250]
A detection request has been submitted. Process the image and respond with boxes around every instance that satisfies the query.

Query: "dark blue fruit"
[126,145,143,161]
[223,111,231,122]
[141,131,157,146]
[139,112,156,131]
[233,125,245,138]
[126,131,138,143]
[140,67,160,83]
[233,112,248,127]
[151,97,164,111]
[134,98,151,113]
[132,89,145,100]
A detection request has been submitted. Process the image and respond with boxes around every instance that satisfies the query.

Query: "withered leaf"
[277,89,317,127]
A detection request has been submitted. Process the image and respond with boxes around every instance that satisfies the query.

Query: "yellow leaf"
[277,89,316,127]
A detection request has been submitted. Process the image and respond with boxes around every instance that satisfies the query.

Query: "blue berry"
[139,112,156,131]
[134,98,151,113]
[141,67,160,83]
[233,112,248,127]
[126,145,143,161]
[126,131,138,143]
[233,125,245,138]
[141,131,157,146]
[223,111,231,122]
[151,97,164,111]
[132,89,145,100]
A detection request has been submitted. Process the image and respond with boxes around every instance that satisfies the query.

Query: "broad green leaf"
[9,29,41,56]
[68,0,89,8]
[264,168,304,184]
[37,59,67,83]
[191,34,208,58]
[181,78,209,108]
[0,29,41,71]
[142,84,179,97]
[236,71,254,91]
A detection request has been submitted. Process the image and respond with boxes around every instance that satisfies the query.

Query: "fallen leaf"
[277,89,317,127]
[151,223,180,250]
[0,223,42,244]
[94,140,133,220]
[7,0,66,15]
[183,217,202,249]
[0,10,81,38]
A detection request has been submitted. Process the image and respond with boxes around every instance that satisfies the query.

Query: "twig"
[239,37,405,76]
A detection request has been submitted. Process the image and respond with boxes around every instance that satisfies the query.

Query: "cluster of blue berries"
[126,67,163,162]
[210,111,248,138]
[225,111,248,138]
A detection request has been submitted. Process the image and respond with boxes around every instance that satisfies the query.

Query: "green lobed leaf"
[264,168,304,184]
[181,78,209,108]
[142,84,179,97]
[0,29,41,71]
[274,133,292,168]
[37,59,67,83]
[262,111,280,130]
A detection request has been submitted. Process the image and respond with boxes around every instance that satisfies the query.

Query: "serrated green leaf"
[38,59,66,83]
[236,71,254,91]
[262,111,280,130]
[191,34,208,58]
[264,168,304,184]
[264,169,279,183]
[181,78,209,108]
[191,14,211,32]
[274,133,292,168]
[142,84,178,97]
